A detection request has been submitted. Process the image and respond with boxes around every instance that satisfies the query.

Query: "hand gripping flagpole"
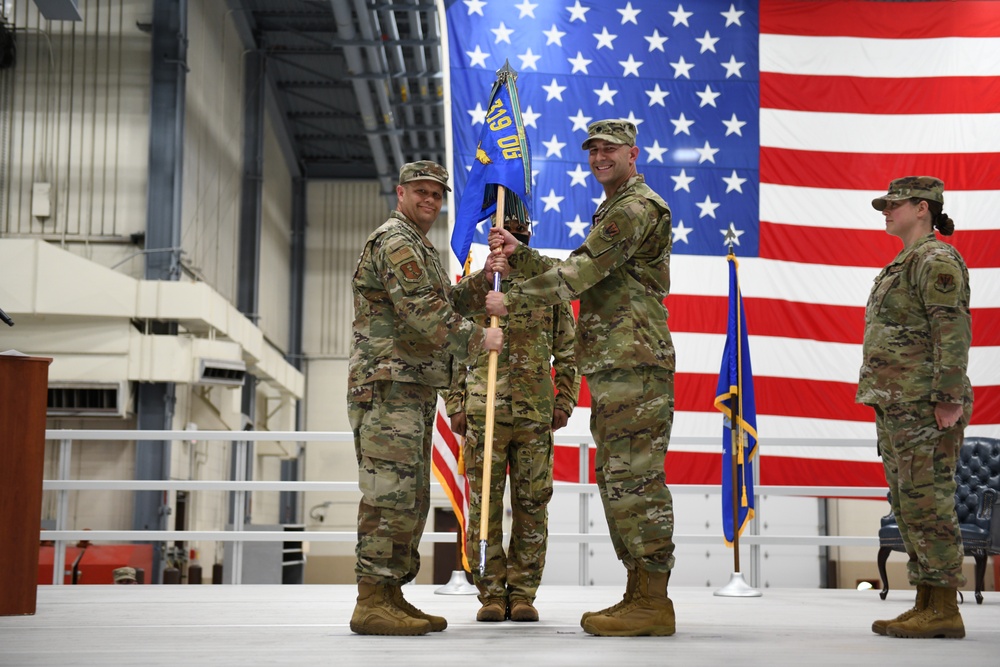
[715,232,761,597]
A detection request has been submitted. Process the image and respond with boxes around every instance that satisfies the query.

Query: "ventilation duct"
[196,359,247,387]
[47,382,127,418]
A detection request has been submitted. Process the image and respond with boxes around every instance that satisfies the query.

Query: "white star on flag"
[646,84,669,107]
[696,141,720,163]
[644,140,668,163]
[567,1,589,23]
[566,214,589,238]
[645,29,668,52]
[672,220,693,244]
[491,22,513,44]
[541,189,565,212]
[543,78,567,101]
[671,168,695,192]
[515,0,538,19]
[568,109,591,132]
[544,24,566,46]
[542,134,567,158]
[696,195,721,218]
[618,3,641,25]
[722,113,746,136]
[463,0,485,17]
[566,164,590,186]
[594,27,617,49]
[466,45,489,68]
[720,222,744,245]
[521,106,541,128]
[722,170,747,193]
[593,82,618,105]
[670,112,694,135]
[696,30,719,53]
[669,4,693,27]
[620,55,643,77]
[568,52,592,74]
[696,84,721,107]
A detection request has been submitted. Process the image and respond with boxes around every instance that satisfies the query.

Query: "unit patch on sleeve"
[599,222,620,242]
[399,260,423,281]
[933,273,956,294]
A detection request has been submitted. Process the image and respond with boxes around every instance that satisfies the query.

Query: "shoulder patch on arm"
[925,265,962,306]
[399,260,423,282]
[389,243,423,282]
[933,272,956,294]
[388,245,416,265]
[586,209,636,257]
[599,221,621,242]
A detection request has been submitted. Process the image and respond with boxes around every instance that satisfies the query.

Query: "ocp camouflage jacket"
[856,233,972,406]
[349,210,491,391]
[502,174,675,376]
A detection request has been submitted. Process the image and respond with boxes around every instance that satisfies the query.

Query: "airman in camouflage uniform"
[857,176,973,640]
[446,215,580,623]
[486,119,677,637]
[348,161,503,636]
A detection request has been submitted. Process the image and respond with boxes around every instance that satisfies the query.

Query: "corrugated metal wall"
[305,180,384,358]
[1,1,149,242]
[303,181,449,359]
[180,0,245,303]
[1,0,293,350]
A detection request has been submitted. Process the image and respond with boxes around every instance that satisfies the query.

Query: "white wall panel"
[181,0,246,301]
[258,117,292,352]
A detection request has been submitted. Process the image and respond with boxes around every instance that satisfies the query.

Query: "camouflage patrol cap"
[113,566,137,584]
[582,119,637,149]
[398,160,452,192]
[871,176,944,211]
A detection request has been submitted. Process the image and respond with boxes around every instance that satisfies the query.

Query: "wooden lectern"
[0,354,51,616]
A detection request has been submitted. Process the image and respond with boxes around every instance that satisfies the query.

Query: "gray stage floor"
[1,584,997,666]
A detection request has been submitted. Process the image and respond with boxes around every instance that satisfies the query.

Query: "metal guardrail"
[43,429,885,586]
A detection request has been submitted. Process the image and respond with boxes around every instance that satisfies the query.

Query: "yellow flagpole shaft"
[478,186,505,575]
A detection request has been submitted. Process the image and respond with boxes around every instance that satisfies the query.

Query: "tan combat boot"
[582,569,675,637]
[389,584,447,632]
[872,584,930,635]
[580,566,637,627]
[509,597,539,622]
[887,586,965,639]
[476,597,507,622]
[349,582,432,636]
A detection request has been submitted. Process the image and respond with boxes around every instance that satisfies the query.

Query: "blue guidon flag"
[451,61,532,268]
[714,249,758,544]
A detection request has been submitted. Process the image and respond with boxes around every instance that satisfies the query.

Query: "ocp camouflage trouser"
[588,366,676,574]
[464,412,553,602]
[875,399,972,588]
[349,380,436,585]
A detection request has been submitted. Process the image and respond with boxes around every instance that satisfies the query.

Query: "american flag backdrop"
[437,0,1000,489]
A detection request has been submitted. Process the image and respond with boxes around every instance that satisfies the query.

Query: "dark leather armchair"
[877,437,1000,604]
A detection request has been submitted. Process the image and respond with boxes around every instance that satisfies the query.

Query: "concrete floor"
[1,584,998,667]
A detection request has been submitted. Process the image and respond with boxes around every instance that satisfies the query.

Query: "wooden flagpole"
[478,185,505,575]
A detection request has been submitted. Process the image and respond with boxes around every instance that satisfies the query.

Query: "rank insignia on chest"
[934,273,956,293]
[600,222,620,242]
[400,260,423,281]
